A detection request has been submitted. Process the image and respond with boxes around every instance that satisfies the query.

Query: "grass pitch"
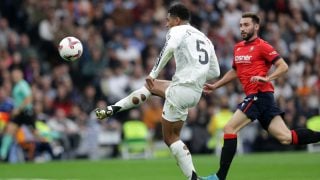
[1,152,319,180]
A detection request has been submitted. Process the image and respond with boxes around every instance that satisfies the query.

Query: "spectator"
[47,108,80,159]
[0,87,14,132]
[0,67,34,161]
[0,0,319,162]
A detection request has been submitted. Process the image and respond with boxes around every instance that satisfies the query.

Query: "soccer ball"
[58,36,83,61]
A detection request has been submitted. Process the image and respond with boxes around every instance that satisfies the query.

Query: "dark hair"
[242,12,260,24]
[168,2,190,21]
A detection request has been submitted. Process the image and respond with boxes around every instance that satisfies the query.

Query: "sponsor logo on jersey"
[234,55,252,63]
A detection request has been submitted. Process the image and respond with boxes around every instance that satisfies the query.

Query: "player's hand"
[203,83,217,95]
[145,76,155,90]
[250,76,270,83]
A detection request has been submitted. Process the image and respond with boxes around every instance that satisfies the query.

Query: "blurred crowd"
[0,0,320,162]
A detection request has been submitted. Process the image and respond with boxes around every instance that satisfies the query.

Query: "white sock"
[170,140,196,179]
[114,86,151,112]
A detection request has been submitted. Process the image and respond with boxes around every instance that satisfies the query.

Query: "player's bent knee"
[223,124,236,134]
[279,139,291,145]
[163,137,174,147]
[277,134,292,145]
[163,135,180,146]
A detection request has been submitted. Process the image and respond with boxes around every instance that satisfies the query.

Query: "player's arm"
[251,42,288,83]
[250,58,288,83]
[148,32,175,79]
[146,43,173,89]
[266,58,288,81]
[147,31,177,89]
[203,69,237,94]
[206,44,220,81]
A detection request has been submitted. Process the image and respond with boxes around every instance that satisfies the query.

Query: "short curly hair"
[168,2,190,21]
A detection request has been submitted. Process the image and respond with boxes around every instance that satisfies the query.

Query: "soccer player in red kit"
[202,12,320,180]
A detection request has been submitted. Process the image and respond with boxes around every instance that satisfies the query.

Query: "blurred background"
[0,0,319,163]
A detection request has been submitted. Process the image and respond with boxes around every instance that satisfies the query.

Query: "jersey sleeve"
[149,30,178,79]
[261,42,281,63]
[206,43,220,80]
[21,82,32,97]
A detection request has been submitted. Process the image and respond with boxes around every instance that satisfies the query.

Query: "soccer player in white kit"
[95,3,220,180]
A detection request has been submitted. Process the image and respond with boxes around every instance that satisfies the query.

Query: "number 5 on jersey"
[196,39,209,64]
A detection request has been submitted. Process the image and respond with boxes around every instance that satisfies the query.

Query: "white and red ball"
[58,36,83,61]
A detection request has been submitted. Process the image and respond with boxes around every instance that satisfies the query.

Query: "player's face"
[239,17,258,41]
[166,14,179,28]
[11,69,22,83]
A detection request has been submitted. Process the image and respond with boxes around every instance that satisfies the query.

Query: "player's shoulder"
[235,41,245,47]
[234,40,246,50]
[257,38,273,47]
[170,24,202,36]
[170,25,188,34]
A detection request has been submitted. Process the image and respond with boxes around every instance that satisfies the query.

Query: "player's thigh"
[145,79,170,98]
[162,85,201,122]
[224,109,251,134]
[267,115,292,144]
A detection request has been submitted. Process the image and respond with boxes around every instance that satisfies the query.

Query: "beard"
[241,30,254,41]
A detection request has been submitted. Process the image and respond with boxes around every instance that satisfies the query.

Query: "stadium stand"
[0,0,319,162]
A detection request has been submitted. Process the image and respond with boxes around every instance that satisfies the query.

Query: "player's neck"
[179,21,189,26]
[245,35,258,43]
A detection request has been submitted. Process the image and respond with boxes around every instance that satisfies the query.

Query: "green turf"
[1,152,319,180]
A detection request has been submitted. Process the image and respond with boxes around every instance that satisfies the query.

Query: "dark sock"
[291,129,320,145]
[111,105,121,114]
[217,134,237,180]
[191,171,197,180]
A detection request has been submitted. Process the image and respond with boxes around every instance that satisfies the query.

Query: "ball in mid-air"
[58,36,83,61]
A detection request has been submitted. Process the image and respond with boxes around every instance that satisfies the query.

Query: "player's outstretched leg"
[95,86,151,120]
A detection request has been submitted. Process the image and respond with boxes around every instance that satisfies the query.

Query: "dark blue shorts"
[237,92,284,130]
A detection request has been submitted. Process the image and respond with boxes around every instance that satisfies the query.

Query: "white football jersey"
[149,24,220,92]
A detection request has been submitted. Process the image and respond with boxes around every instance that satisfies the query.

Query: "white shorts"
[162,84,202,122]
